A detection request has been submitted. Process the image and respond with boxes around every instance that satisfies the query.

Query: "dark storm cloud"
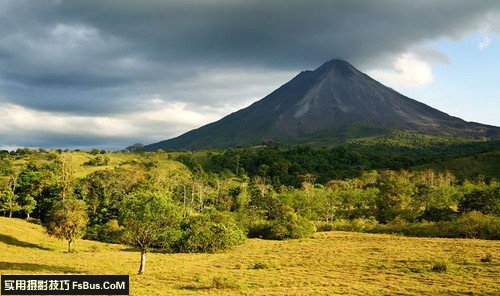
[2,1,499,86]
[0,0,499,148]
[50,0,500,66]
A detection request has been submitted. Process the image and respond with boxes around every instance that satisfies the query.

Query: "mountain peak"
[322,59,352,67]
[316,59,357,77]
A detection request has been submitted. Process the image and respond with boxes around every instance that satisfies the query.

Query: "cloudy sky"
[0,0,499,150]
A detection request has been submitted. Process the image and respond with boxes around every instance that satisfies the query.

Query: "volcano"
[145,59,499,150]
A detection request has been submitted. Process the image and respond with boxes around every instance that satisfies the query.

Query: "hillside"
[1,217,499,295]
[146,59,499,151]
[2,150,191,179]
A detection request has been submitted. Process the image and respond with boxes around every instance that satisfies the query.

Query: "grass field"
[0,217,499,295]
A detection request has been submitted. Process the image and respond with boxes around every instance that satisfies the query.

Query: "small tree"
[120,192,181,275]
[0,189,21,218]
[44,197,88,252]
[19,194,37,219]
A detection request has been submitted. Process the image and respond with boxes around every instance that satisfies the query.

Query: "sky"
[0,0,499,150]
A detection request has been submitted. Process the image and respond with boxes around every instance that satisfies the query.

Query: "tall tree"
[120,192,181,275]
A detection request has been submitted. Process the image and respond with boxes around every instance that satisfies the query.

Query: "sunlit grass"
[1,217,499,295]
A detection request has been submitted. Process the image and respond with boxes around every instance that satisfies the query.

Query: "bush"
[317,217,379,232]
[175,209,245,253]
[431,261,448,272]
[315,221,335,232]
[248,211,316,240]
[26,217,41,225]
[458,187,499,215]
[85,219,122,243]
[480,253,493,263]
[211,276,241,290]
[249,261,280,270]
[373,219,441,237]
[449,211,500,239]
[419,207,458,222]
[371,211,499,239]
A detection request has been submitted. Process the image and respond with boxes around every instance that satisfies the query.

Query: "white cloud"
[478,36,491,50]
[0,103,138,137]
[128,100,221,127]
[0,100,229,148]
[410,44,450,65]
[368,53,434,88]
[167,67,296,107]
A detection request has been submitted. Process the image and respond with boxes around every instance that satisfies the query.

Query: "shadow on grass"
[0,233,52,251]
[0,261,84,274]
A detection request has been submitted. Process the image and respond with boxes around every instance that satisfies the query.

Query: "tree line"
[178,134,499,186]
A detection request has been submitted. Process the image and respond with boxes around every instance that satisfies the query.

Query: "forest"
[0,134,499,273]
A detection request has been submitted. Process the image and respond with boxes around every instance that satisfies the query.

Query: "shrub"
[211,276,241,290]
[315,221,335,232]
[371,211,499,239]
[480,253,493,263]
[249,261,280,270]
[449,211,500,239]
[318,217,379,232]
[431,261,448,272]
[419,207,458,222]
[26,217,41,225]
[458,187,500,215]
[175,209,245,253]
[248,211,316,240]
[85,219,122,243]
